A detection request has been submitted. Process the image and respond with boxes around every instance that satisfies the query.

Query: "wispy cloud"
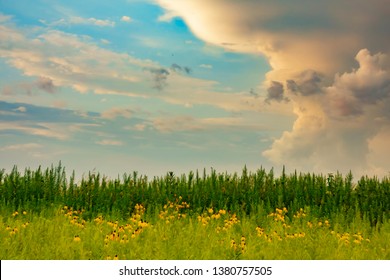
[0,143,42,151]
[199,64,212,69]
[2,77,57,96]
[49,16,115,27]
[171,63,192,74]
[96,139,124,146]
[101,107,134,119]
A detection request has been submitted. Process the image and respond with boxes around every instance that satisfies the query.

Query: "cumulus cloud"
[154,0,390,176]
[263,49,390,175]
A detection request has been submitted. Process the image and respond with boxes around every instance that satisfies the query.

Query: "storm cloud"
[155,0,390,176]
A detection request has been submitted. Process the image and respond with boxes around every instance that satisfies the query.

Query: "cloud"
[121,16,132,22]
[0,122,70,140]
[263,49,390,175]
[100,39,111,44]
[0,13,12,23]
[50,16,115,27]
[155,0,389,78]
[101,107,134,119]
[151,115,266,133]
[286,70,324,96]
[145,67,170,90]
[265,81,289,104]
[0,25,156,97]
[96,139,124,146]
[171,63,192,74]
[199,64,212,69]
[14,106,27,112]
[2,77,57,96]
[1,21,268,114]
[0,143,42,151]
[155,0,390,176]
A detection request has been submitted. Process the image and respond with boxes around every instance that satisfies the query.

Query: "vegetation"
[0,163,389,259]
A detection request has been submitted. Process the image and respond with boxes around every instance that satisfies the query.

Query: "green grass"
[1,203,389,260]
[0,163,389,259]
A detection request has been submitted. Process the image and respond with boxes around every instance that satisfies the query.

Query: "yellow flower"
[73,235,81,242]
[113,255,119,260]
[208,208,214,214]
[23,211,27,215]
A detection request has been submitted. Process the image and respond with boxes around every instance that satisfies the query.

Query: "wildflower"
[23,211,27,215]
[12,211,18,217]
[73,235,81,242]
[113,255,119,260]
[208,208,214,214]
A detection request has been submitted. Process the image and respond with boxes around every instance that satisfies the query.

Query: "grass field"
[1,163,389,259]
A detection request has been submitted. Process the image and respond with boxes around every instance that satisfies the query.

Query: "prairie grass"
[0,163,389,259]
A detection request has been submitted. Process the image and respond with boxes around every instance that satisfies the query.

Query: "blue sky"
[1,0,389,179]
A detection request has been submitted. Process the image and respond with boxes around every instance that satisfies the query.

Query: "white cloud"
[51,16,115,27]
[199,64,212,69]
[121,16,132,22]
[14,106,27,112]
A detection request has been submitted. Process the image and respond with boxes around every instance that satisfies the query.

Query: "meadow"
[0,163,389,259]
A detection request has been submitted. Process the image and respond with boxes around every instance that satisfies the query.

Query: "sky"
[0,0,389,179]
